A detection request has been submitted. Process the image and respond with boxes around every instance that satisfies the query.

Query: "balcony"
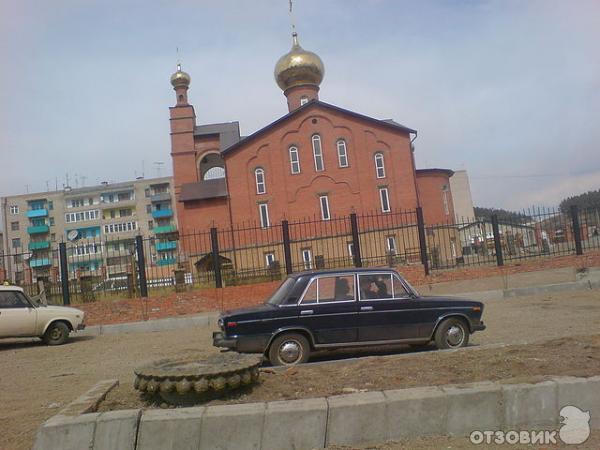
[153,225,177,234]
[156,241,177,251]
[30,258,51,268]
[156,257,176,266]
[150,192,171,203]
[28,225,50,234]
[152,209,173,219]
[27,209,48,218]
[29,241,50,251]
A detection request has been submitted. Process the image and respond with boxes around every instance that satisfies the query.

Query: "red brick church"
[168,31,455,234]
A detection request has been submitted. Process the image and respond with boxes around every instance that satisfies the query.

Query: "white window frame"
[386,236,397,254]
[337,139,349,167]
[10,205,19,215]
[319,195,331,221]
[259,203,270,228]
[300,96,309,106]
[374,152,386,178]
[379,187,391,213]
[265,253,275,267]
[347,242,354,257]
[302,249,313,270]
[254,168,266,194]
[289,146,300,174]
[442,187,450,215]
[312,135,324,171]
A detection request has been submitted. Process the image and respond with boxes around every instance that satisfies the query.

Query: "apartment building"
[1,177,176,284]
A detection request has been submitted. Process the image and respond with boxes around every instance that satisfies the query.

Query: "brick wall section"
[79,251,600,326]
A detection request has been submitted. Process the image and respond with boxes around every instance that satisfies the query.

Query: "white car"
[0,285,86,345]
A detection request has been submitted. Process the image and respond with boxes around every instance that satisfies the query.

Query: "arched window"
[337,139,349,167]
[289,146,300,174]
[374,152,385,178]
[300,96,309,106]
[199,153,225,180]
[312,135,324,171]
[203,167,225,180]
[255,168,266,194]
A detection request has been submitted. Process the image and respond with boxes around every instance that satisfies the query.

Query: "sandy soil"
[1,289,599,450]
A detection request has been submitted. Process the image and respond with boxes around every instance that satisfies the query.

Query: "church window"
[319,195,331,221]
[259,203,270,228]
[300,96,309,106]
[289,146,300,174]
[312,135,324,171]
[374,152,386,178]
[379,187,391,213]
[337,139,349,167]
[255,168,266,194]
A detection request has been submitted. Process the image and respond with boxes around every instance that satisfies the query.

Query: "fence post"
[58,242,70,305]
[281,220,293,275]
[570,205,583,256]
[210,227,223,288]
[135,235,148,298]
[416,207,429,276]
[491,214,504,266]
[350,213,362,268]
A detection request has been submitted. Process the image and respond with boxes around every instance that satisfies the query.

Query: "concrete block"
[60,379,119,416]
[200,402,265,450]
[33,413,99,450]
[136,407,204,450]
[326,391,386,446]
[93,409,141,450]
[442,382,502,436]
[502,381,557,429]
[384,386,447,439]
[555,376,600,429]
[262,398,328,450]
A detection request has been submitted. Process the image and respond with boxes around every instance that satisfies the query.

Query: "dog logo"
[559,405,591,445]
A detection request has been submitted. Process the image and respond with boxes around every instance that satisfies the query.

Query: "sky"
[1,0,599,212]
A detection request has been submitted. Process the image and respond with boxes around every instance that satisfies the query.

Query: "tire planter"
[134,353,262,406]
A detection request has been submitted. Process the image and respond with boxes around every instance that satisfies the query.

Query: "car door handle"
[300,310,314,315]
[360,306,374,311]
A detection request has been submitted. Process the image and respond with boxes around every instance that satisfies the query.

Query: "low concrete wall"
[34,375,600,450]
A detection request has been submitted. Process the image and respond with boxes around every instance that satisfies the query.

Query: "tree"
[559,189,600,213]
[474,207,531,223]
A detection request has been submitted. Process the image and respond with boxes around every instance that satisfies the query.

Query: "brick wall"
[79,251,600,326]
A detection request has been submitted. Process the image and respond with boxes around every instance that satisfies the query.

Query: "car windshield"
[265,277,296,306]
[402,278,419,296]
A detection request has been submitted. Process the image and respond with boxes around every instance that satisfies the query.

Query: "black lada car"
[213,268,485,365]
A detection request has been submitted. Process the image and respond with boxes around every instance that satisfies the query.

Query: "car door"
[357,273,422,342]
[0,291,38,337]
[297,274,358,345]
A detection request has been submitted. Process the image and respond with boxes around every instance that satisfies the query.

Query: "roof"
[221,100,417,156]
[416,168,455,178]
[0,285,24,292]
[194,122,241,153]
[179,178,228,202]
[291,267,400,278]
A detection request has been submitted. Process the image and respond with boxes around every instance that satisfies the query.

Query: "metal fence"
[1,204,598,305]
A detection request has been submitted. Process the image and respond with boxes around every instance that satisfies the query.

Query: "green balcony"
[156,258,176,266]
[29,241,50,251]
[27,209,48,218]
[30,258,51,268]
[156,241,177,251]
[153,225,177,234]
[28,225,50,234]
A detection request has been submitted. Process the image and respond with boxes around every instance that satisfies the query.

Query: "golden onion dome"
[274,32,324,91]
[170,64,191,88]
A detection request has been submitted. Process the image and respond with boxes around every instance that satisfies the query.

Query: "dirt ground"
[1,289,599,450]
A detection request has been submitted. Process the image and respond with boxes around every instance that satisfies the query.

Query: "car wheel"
[268,333,310,366]
[43,322,70,346]
[434,318,469,350]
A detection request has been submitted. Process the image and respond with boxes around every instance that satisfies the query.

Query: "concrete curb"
[77,278,599,338]
[33,375,600,450]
